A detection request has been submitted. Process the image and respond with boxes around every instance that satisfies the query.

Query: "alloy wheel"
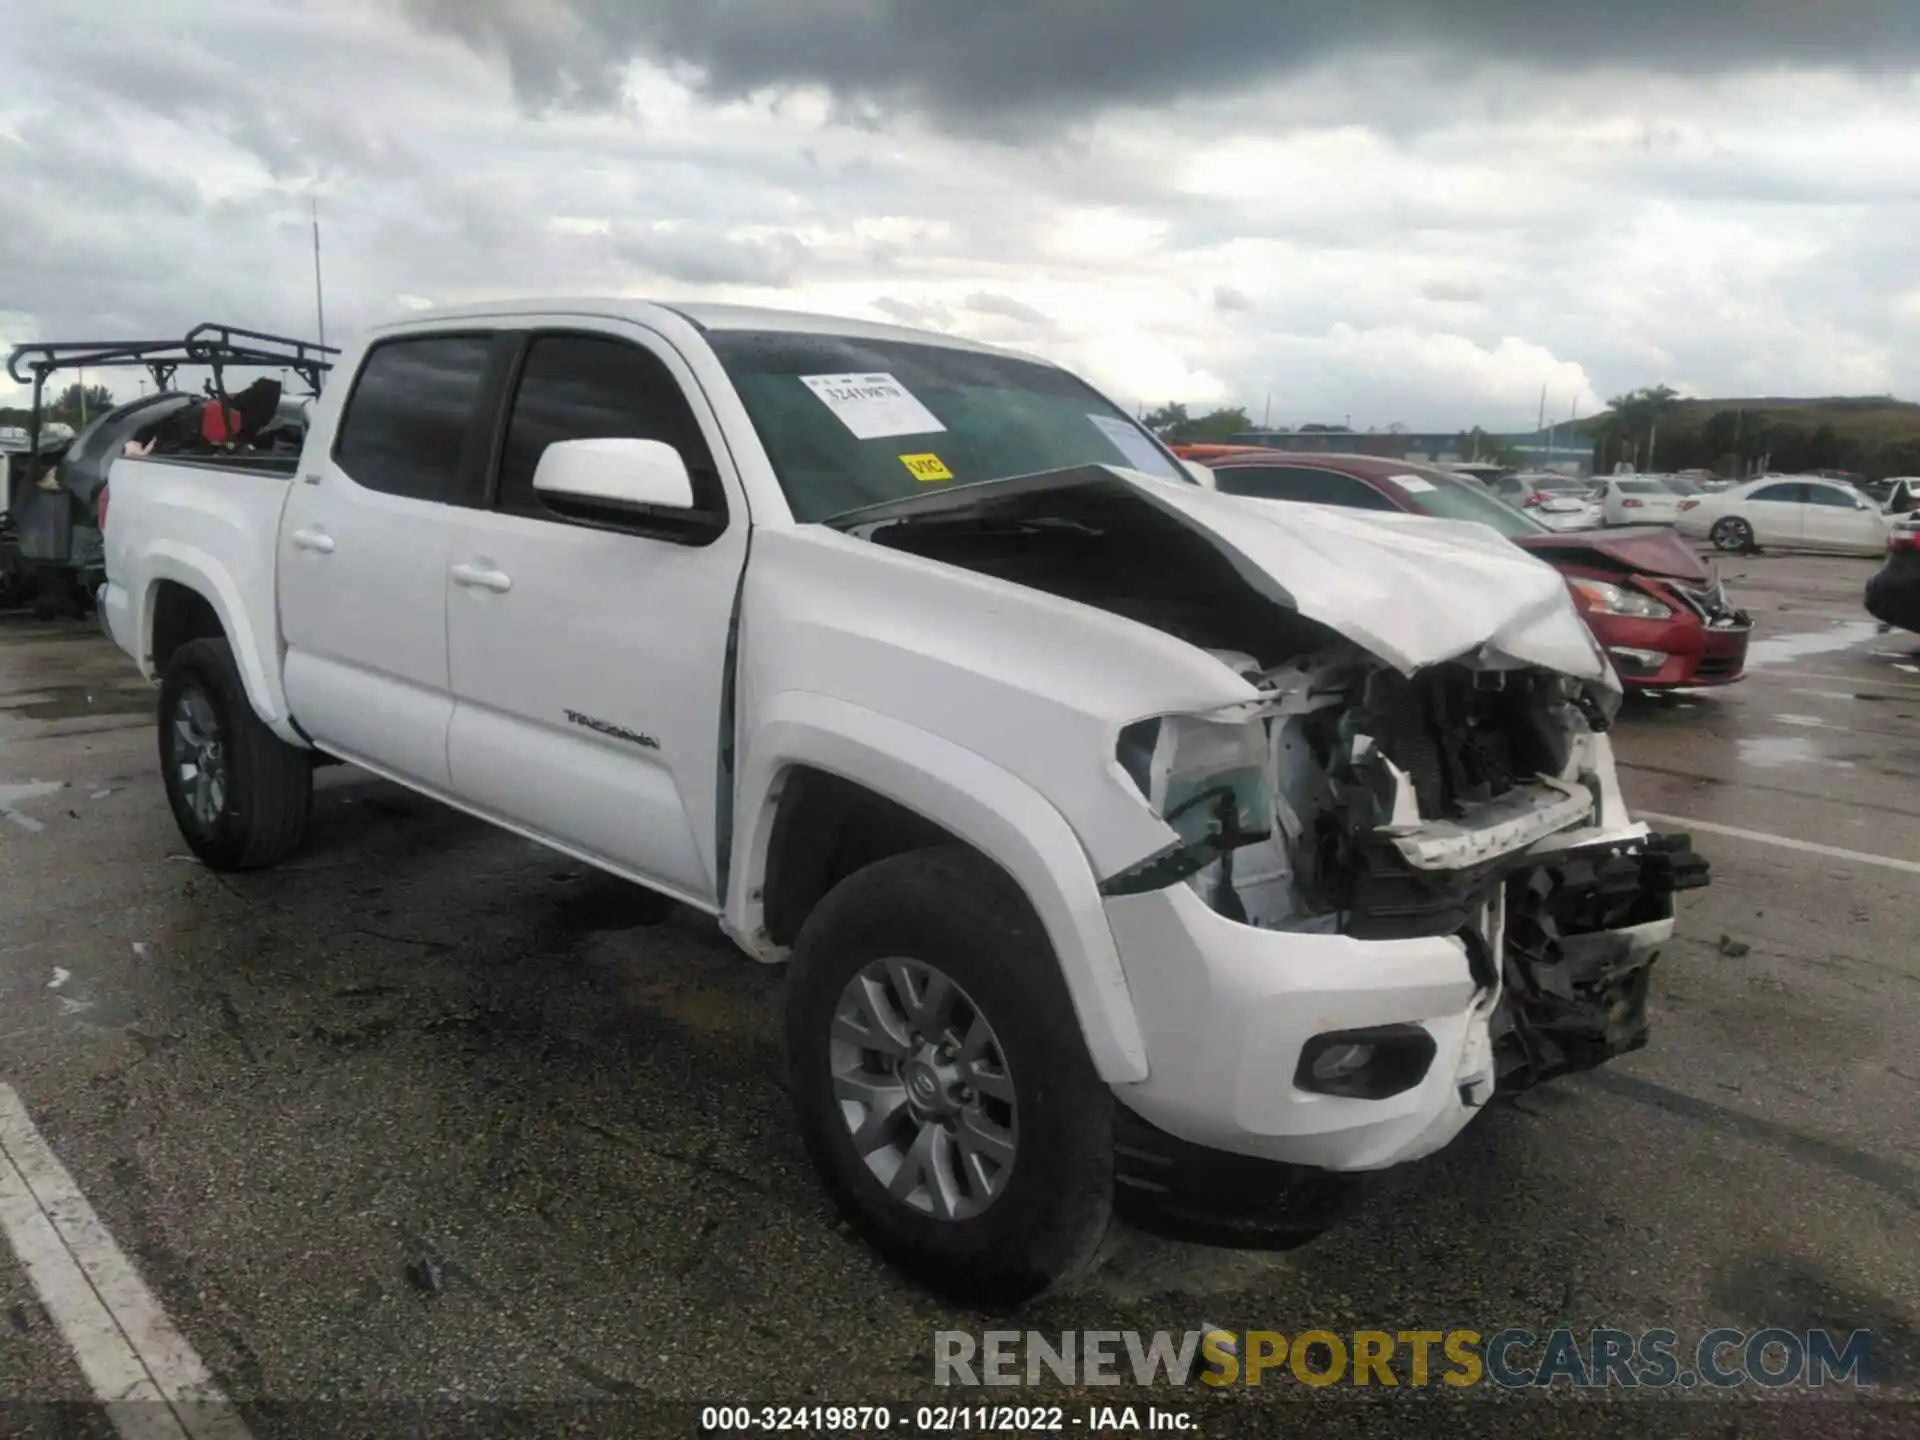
[828,957,1019,1221]
[171,684,228,830]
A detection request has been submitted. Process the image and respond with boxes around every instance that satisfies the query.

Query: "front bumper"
[1105,832,1705,1188]
[1590,611,1751,688]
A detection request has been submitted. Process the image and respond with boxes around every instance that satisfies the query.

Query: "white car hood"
[1118,473,1612,682]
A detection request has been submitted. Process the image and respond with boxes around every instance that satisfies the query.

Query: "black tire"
[158,637,312,870]
[1710,516,1756,553]
[785,846,1113,1307]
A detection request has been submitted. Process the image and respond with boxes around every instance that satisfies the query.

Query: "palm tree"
[1602,386,1678,471]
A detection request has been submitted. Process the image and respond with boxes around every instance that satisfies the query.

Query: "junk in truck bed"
[3,323,337,615]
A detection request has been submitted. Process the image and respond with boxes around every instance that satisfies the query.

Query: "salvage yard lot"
[2,551,1918,1437]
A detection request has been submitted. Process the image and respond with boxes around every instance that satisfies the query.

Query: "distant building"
[1226,426,1592,476]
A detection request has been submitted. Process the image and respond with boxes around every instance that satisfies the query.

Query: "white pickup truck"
[101,299,1708,1303]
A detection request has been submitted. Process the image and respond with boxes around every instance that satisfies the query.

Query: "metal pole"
[78,366,87,429]
[312,196,327,346]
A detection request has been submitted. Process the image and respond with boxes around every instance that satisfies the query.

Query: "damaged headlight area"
[1568,577,1673,621]
[1104,710,1276,921]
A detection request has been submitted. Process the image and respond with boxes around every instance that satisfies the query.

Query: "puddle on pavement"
[1736,735,1856,770]
[1745,620,1888,670]
[0,780,65,809]
[1,779,66,830]
[0,683,153,721]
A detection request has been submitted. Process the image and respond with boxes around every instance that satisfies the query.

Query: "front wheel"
[785,847,1113,1306]
[159,637,313,870]
[1710,516,1756,553]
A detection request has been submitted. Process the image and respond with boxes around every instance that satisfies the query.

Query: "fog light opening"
[1295,1025,1437,1100]
[1609,646,1669,678]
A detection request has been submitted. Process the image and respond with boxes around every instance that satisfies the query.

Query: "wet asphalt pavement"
[1,551,1918,1439]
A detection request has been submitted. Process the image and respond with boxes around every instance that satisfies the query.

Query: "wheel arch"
[136,545,299,744]
[732,692,1149,1084]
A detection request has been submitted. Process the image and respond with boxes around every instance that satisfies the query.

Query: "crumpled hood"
[1512,525,1711,582]
[1120,474,1613,681]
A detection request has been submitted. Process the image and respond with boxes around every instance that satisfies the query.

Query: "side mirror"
[1180,459,1216,489]
[533,437,695,516]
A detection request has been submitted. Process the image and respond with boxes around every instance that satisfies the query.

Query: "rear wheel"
[159,637,312,870]
[785,847,1113,1306]
[1710,516,1756,553]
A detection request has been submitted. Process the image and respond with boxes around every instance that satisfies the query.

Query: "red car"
[1174,449,1751,688]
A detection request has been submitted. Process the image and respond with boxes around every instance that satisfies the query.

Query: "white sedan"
[1675,476,1895,555]
[1600,476,1684,526]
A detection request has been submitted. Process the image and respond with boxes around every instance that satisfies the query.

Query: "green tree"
[1805,422,1844,470]
[1455,427,1521,466]
[1595,385,1677,470]
[1143,402,1192,438]
[1143,403,1253,444]
[46,382,117,430]
[1188,406,1252,442]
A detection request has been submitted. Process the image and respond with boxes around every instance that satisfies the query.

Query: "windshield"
[1662,477,1703,495]
[1391,464,1550,537]
[1616,479,1669,495]
[1534,475,1589,493]
[706,330,1183,521]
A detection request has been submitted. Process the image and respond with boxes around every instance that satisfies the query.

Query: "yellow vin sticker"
[900,452,954,482]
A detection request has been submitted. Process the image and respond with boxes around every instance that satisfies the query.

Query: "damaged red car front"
[1178,450,1753,690]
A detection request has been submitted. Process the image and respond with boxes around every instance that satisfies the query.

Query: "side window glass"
[1804,485,1855,509]
[496,334,723,520]
[1313,470,1401,511]
[1750,483,1801,503]
[334,335,493,502]
[1217,466,1398,511]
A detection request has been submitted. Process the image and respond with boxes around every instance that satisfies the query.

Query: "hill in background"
[1574,395,1920,478]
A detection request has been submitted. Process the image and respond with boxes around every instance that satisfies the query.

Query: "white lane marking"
[48,968,69,990]
[0,1085,251,1440]
[3,809,45,833]
[1637,812,1920,877]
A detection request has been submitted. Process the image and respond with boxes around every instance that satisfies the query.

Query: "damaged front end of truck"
[842,462,1710,1100]
[1102,648,1708,1093]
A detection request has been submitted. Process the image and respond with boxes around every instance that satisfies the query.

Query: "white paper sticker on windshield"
[1088,414,1176,477]
[800,373,945,440]
[1388,473,1437,493]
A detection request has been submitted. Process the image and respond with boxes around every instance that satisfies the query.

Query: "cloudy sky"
[4,0,1920,429]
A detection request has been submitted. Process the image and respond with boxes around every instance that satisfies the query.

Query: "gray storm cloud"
[400,0,1920,125]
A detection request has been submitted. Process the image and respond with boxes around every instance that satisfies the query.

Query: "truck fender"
[731,691,1150,1084]
[137,541,299,745]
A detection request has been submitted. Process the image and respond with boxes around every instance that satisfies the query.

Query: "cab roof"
[374,297,1024,360]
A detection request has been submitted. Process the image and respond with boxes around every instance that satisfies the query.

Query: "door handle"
[290,528,334,554]
[451,562,513,594]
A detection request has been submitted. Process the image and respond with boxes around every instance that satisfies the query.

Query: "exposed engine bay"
[847,464,1710,1089]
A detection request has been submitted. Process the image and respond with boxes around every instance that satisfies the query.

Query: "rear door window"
[333,335,495,503]
[1214,465,1401,511]
[1749,483,1808,504]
